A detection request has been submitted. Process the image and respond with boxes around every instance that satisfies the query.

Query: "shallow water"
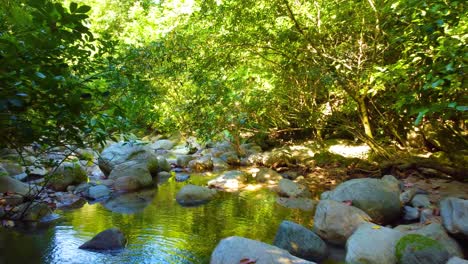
[0,174,313,264]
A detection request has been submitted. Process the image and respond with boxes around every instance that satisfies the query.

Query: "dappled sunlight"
[328,143,371,159]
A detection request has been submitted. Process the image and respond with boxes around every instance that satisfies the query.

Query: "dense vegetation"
[1,0,466,155]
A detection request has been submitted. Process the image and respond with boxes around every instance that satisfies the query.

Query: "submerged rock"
[210,236,315,264]
[176,184,217,206]
[79,228,126,250]
[103,190,155,214]
[274,221,328,262]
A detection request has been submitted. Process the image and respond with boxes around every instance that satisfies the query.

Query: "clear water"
[0,174,313,264]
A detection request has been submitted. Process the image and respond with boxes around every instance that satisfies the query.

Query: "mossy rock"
[48,162,87,191]
[395,234,449,264]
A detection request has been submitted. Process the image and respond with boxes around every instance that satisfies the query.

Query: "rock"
[395,234,449,264]
[0,165,8,176]
[157,156,171,172]
[274,221,328,262]
[210,236,315,264]
[157,171,171,183]
[412,194,432,208]
[10,202,52,221]
[79,228,126,250]
[67,185,76,192]
[207,170,249,191]
[25,165,48,177]
[401,188,418,204]
[212,157,230,171]
[176,184,217,206]
[403,206,420,221]
[103,190,155,214]
[13,172,28,181]
[172,146,191,155]
[0,175,38,196]
[276,197,317,212]
[150,139,174,150]
[282,171,300,180]
[3,194,24,206]
[447,257,468,264]
[313,200,372,245]
[98,142,157,176]
[263,150,293,167]
[188,156,213,172]
[175,173,190,182]
[440,197,468,238]
[320,191,331,200]
[86,185,111,200]
[278,179,311,198]
[55,192,86,209]
[110,160,153,192]
[346,223,404,264]
[219,151,240,165]
[0,161,23,176]
[48,162,87,191]
[176,155,194,167]
[328,178,401,224]
[382,174,400,190]
[420,208,438,224]
[394,223,464,259]
[255,168,283,183]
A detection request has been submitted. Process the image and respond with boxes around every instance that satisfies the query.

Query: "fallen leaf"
[372,225,381,229]
[342,200,353,206]
[240,258,257,264]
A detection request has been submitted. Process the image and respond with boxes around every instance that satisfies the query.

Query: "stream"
[0,173,313,264]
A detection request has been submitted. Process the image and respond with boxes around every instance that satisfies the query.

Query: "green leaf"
[75,5,91,14]
[415,109,429,126]
[455,106,468,111]
[35,72,46,79]
[70,2,78,13]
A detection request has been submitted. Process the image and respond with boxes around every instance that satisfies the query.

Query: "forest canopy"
[0,0,466,153]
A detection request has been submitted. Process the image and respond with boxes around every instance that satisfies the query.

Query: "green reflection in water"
[0,173,313,264]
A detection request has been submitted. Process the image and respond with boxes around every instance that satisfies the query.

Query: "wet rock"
[255,168,283,183]
[207,170,248,191]
[346,223,404,264]
[278,179,311,198]
[210,236,314,264]
[79,228,126,250]
[48,162,87,191]
[86,185,111,200]
[403,206,420,221]
[103,190,155,214]
[176,184,217,206]
[313,200,372,245]
[412,194,431,208]
[327,178,401,224]
[10,202,52,221]
[274,220,328,262]
[276,197,317,212]
[440,197,468,238]
[0,176,39,196]
[188,156,213,172]
[395,234,449,264]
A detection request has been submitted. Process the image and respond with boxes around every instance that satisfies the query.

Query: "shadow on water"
[0,173,313,264]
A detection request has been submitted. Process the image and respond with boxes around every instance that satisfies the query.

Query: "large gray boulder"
[278,179,311,198]
[176,154,194,167]
[98,142,157,176]
[0,175,38,196]
[48,162,87,191]
[447,257,468,264]
[208,170,249,191]
[394,223,463,258]
[274,221,328,262]
[440,197,468,238]
[150,139,174,150]
[346,223,404,264]
[328,177,401,224]
[210,236,315,264]
[110,160,153,192]
[255,167,283,183]
[395,234,449,264]
[313,200,371,245]
[79,228,126,250]
[103,190,155,214]
[176,184,217,206]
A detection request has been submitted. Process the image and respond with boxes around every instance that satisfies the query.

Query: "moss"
[395,234,444,263]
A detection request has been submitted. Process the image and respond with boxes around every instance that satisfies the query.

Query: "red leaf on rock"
[240,258,257,264]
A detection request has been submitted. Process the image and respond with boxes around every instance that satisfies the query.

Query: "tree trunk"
[357,96,373,139]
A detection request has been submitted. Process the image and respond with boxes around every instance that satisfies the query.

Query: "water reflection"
[0,174,313,264]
